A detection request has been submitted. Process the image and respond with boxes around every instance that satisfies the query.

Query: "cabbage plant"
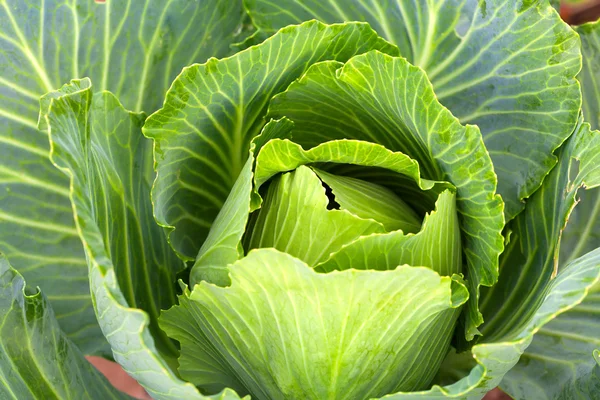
[0,1,599,399]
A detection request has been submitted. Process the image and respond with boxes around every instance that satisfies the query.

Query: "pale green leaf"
[313,168,422,233]
[0,0,245,354]
[163,248,468,398]
[266,52,503,339]
[191,156,254,288]
[254,138,450,213]
[317,189,461,278]
[192,118,295,288]
[245,0,581,220]
[142,20,399,260]
[42,80,204,399]
[0,253,128,400]
[244,166,385,268]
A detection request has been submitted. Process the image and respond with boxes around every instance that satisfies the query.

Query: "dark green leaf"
[387,246,600,399]
[494,20,600,399]
[500,282,600,399]
[0,253,128,400]
[0,0,245,354]
[560,184,600,267]
[479,120,600,341]
[577,20,600,131]
[559,21,600,266]
[479,12,600,344]
[42,80,203,399]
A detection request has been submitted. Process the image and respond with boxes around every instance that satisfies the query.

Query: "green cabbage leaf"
[1,1,600,399]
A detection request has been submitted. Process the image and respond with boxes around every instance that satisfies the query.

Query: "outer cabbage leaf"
[265,51,503,339]
[560,189,600,269]
[243,0,581,220]
[41,80,210,399]
[500,282,600,399]
[0,0,245,354]
[0,253,127,400]
[559,21,600,266]
[161,248,468,399]
[386,246,600,399]
[479,21,600,343]
[479,119,600,336]
[480,122,600,398]
[494,21,600,399]
[142,20,399,260]
[578,20,600,131]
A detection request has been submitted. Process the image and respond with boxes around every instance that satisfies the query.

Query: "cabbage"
[0,1,598,399]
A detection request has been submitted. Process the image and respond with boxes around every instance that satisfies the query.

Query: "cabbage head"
[0,1,599,400]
